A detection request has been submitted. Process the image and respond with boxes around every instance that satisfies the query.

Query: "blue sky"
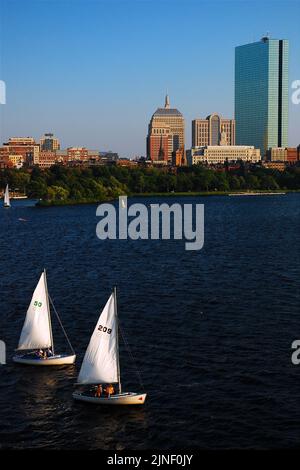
[0,0,299,157]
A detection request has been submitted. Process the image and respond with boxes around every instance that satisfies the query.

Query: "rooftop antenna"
[261,31,270,43]
[165,88,170,109]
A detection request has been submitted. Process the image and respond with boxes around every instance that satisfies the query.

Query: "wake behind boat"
[73,287,146,405]
[13,270,76,366]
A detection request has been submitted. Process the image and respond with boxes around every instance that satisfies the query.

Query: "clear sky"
[0,0,299,157]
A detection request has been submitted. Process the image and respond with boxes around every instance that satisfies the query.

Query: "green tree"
[47,185,70,201]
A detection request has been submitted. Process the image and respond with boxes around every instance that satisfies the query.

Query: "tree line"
[1,163,300,203]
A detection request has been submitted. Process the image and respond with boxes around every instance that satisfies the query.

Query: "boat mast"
[44,269,55,355]
[114,286,121,394]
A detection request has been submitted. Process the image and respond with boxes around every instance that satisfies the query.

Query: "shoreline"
[131,189,300,197]
[34,189,300,207]
[35,197,108,207]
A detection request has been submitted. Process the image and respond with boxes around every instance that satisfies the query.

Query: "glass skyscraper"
[235,37,289,156]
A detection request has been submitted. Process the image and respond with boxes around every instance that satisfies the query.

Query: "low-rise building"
[8,154,24,168]
[262,161,287,171]
[38,151,63,168]
[266,147,300,162]
[186,145,261,166]
[172,147,186,166]
[116,158,138,167]
[99,152,119,165]
[2,137,40,165]
[66,147,99,162]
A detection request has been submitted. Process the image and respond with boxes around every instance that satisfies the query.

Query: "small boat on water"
[73,287,147,405]
[13,270,76,366]
[3,184,10,208]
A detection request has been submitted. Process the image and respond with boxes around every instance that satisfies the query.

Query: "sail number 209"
[98,324,112,335]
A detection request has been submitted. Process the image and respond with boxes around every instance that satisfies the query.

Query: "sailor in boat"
[32,348,52,359]
[13,270,76,366]
[73,287,147,405]
[105,384,115,398]
[47,347,53,357]
[95,384,103,398]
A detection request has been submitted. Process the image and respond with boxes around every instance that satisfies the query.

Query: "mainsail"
[77,293,119,384]
[4,184,10,207]
[18,272,52,350]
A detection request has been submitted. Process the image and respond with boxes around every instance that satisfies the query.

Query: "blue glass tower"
[235,37,289,156]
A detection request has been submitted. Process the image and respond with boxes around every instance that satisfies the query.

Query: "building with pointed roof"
[147,95,185,163]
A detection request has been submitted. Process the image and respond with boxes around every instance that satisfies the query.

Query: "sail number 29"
[98,324,112,335]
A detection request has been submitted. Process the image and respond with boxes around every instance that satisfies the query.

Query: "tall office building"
[192,114,235,147]
[235,36,289,156]
[40,133,60,151]
[147,95,185,163]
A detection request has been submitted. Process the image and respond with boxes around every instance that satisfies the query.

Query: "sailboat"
[3,184,10,208]
[73,287,147,405]
[13,270,76,366]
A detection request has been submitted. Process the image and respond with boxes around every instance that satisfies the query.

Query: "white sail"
[4,184,10,207]
[18,272,52,350]
[77,293,118,385]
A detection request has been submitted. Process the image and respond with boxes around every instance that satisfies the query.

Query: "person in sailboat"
[13,271,76,366]
[46,347,53,358]
[105,384,115,398]
[36,349,44,358]
[95,384,103,398]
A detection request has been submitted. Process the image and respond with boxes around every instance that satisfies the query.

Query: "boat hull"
[73,391,147,405]
[13,354,76,366]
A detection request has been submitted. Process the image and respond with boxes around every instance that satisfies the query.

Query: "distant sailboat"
[73,287,147,405]
[3,184,10,208]
[13,270,76,366]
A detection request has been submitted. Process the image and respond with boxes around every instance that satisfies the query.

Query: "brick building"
[147,95,184,164]
[1,137,40,165]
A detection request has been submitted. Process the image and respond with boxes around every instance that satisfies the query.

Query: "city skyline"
[0,0,299,157]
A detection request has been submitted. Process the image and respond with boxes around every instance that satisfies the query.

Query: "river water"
[0,194,299,449]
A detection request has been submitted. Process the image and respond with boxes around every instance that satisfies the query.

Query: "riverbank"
[36,196,108,207]
[3,164,300,207]
[35,189,300,207]
[131,189,300,198]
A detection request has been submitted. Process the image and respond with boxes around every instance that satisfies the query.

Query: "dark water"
[0,194,299,450]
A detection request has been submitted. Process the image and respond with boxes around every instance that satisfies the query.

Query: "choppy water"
[0,194,299,449]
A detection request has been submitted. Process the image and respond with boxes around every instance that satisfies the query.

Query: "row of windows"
[152,129,170,134]
[192,157,259,163]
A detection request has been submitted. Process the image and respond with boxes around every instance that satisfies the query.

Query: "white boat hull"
[73,391,147,405]
[13,354,76,366]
